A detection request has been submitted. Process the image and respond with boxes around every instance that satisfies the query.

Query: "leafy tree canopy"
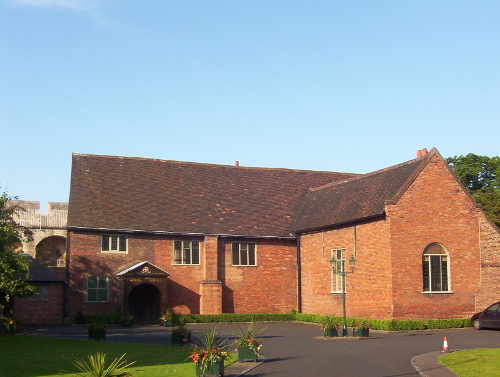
[0,191,36,310]
[446,154,500,227]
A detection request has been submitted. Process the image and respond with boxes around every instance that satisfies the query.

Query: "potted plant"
[322,316,340,337]
[171,325,191,346]
[121,313,134,327]
[1,316,18,335]
[87,322,107,341]
[233,321,265,362]
[352,321,370,337]
[159,309,173,327]
[189,326,229,376]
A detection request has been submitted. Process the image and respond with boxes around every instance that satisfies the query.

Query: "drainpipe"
[296,234,302,313]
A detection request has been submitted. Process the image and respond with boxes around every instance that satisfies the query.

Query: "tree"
[446,154,500,227]
[0,191,36,315]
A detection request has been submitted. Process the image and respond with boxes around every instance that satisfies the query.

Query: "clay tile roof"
[68,154,357,238]
[21,254,65,282]
[290,153,432,232]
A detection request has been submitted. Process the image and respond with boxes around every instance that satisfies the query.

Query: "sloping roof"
[116,261,170,276]
[68,154,357,238]
[290,152,433,232]
[21,254,65,283]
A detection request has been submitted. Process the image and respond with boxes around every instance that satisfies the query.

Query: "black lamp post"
[330,254,356,336]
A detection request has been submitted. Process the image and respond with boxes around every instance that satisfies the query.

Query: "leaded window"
[331,248,345,293]
[232,243,256,266]
[173,240,200,265]
[422,243,450,292]
[101,234,127,253]
[87,276,108,302]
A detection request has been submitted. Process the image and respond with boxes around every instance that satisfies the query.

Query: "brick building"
[65,148,499,323]
[12,255,65,324]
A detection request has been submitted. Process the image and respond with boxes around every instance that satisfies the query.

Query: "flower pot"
[171,332,191,346]
[88,328,106,341]
[238,346,258,362]
[353,328,369,337]
[195,359,224,376]
[121,319,133,327]
[2,325,17,335]
[323,328,339,337]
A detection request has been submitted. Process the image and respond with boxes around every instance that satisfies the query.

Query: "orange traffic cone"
[442,337,449,352]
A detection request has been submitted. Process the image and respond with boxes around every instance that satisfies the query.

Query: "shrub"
[74,309,87,324]
[182,313,295,323]
[71,352,135,377]
[426,318,471,329]
[84,312,121,325]
[294,313,328,324]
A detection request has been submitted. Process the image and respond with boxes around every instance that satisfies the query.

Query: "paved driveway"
[23,322,499,377]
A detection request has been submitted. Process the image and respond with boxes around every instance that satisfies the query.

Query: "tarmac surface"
[21,322,499,377]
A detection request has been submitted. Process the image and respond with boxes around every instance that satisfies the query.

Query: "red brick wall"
[220,238,298,313]
[300,154,490,320]
[300,220,393,319]
[68,232,298,318]
[387,154,481,319]
[475,212,500,310]
[68,231,205,318]
[13,283,64,324]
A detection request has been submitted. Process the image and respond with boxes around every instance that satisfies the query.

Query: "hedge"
[181,313,295,323]
[73,310,472,330]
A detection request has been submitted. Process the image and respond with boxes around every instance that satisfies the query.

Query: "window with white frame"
[28,286,49,301]
[173,240,200,265]
[331,248,345,293]
[232,243,256,266]
[28,288,39,301]
[39,286,49,301]
[101,234,127,253]
[422,243,450,292]
[87,276,108,302]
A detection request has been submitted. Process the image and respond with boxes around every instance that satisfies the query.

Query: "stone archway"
[129,283,161,324]
[35,235,66,266]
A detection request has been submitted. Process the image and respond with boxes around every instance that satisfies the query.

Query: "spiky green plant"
[189,326,229,376]
[72,352,136,377]
[232,321,267,354]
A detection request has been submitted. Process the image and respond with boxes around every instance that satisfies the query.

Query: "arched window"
[422,243,450,292]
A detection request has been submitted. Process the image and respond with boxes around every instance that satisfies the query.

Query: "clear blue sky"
[1,0,498,210]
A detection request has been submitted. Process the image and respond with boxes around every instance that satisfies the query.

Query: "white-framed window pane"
[101,235,110,251]
[29,288,39,301]
[101,234,127,253]
[119,236,127,251]
[173,241,200,265]
[232,243,257,266]
[40,286,49,301]
[331,249,345,293]
[422,243,450,292]
[87,276,108,302]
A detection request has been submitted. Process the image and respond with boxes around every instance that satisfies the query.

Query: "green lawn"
[439,348,500,377]
[0,335,237,377]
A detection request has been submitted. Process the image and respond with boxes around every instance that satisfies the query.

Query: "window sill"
[101,251,128,254]
[422,291,454,294]
[231,265,258,267]
[172,263,201,266]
